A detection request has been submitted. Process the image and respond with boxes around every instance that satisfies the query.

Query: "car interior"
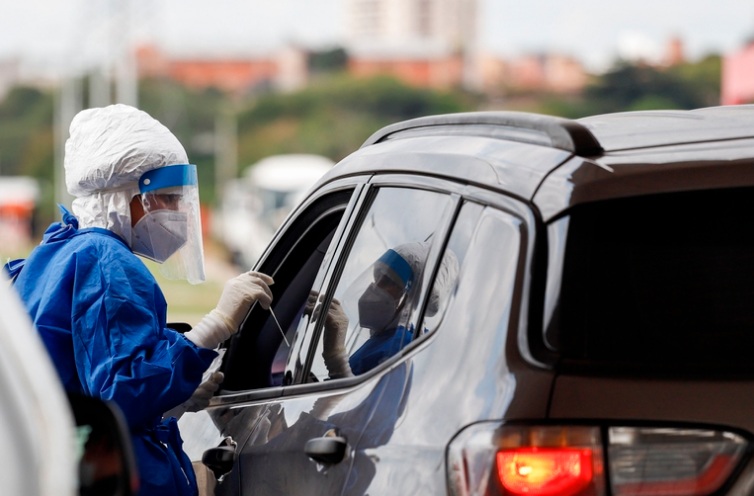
[220,190,352,391]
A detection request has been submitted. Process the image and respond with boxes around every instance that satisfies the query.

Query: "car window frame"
[457,184,547,369]
[299,180,463,384]
[280,174,484,396]
[217,177,367,397]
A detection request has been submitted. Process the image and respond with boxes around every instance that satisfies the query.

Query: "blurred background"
[1,0,753,320]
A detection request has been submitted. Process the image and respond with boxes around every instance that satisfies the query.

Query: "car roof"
[364,105,754,155]
[579,105,754,152]
[317,106,754,220]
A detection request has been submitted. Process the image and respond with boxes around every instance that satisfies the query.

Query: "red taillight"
[447,425,604,496]
[496,447,594,496]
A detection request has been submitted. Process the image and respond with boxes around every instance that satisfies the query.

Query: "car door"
[179,176,460,495]
[178,178,363,495]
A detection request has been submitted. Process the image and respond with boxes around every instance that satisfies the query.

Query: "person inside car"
[5,104,273,496]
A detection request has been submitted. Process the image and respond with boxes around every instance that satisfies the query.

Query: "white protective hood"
[65,104,189,245]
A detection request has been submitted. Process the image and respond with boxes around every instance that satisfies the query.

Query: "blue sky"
[1,0,753,74]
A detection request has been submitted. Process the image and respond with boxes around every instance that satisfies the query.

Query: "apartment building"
[345,0,480,89]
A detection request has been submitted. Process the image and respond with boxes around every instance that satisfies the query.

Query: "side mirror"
[68,393,139,496]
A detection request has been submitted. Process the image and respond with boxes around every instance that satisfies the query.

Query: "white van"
[215,154,334,268]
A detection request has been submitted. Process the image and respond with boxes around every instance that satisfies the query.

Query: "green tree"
[0,86,54,178]
[138,78,230,204]
[235,74,475,170]
[584,56,721,113]
[668,54,721,108]
[308,47,348,75]
[530,55,722,118]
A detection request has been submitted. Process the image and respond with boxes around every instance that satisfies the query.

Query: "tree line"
[0,54,722,223]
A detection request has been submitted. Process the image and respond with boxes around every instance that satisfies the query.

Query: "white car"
[0,274,137,496]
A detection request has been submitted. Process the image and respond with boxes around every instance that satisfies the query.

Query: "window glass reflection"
[422,201,483,335]
[310,187,452,380]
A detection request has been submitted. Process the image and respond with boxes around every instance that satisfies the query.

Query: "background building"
[345,0,477,51]
[345,0,479,89]
[722,40,754,105]
[136,44,308,96]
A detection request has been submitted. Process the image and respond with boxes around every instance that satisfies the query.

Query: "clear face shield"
[132,164,205,284]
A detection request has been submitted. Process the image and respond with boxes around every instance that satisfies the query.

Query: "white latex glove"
[163,371,224,420]
[306,291,352,378]
[185,271,274,349]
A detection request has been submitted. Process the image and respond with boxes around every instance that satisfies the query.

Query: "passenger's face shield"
[132,164,205,284]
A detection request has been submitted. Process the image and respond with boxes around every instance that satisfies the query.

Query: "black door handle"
[304,435,348,464]
[202,445,237,479]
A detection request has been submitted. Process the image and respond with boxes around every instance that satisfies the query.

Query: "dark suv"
[180,106,754,496]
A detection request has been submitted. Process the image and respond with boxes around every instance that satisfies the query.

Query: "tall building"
[344,0,480,89]
[346,0,477,51]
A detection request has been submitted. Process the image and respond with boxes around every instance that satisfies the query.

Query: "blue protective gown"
[10,207,217,496]
[349,325,413,376]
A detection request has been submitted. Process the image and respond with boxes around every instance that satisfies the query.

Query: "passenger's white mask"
[131,210,188,263]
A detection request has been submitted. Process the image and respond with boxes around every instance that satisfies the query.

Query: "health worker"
[6,104,273,496]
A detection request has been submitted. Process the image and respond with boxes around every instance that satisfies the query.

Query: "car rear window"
[549,186,754,376]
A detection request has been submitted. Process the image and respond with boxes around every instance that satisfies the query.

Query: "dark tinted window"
[552,187,754,375]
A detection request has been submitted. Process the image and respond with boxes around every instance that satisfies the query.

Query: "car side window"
[220,188,356,391]
[308,187,454,381]
[421,201,484,335]
[359,200,523,416]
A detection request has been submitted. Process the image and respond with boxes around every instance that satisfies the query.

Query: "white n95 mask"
[131,210,188,263]
[358,282,401,332]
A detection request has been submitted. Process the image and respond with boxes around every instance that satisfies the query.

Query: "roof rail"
[362,111,604,156]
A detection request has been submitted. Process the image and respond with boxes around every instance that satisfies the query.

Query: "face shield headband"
[376,249,413,292]
[139,163,197,195]
[133,164,206,284]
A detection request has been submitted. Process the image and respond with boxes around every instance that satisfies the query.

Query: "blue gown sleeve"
[70,236,216,429]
